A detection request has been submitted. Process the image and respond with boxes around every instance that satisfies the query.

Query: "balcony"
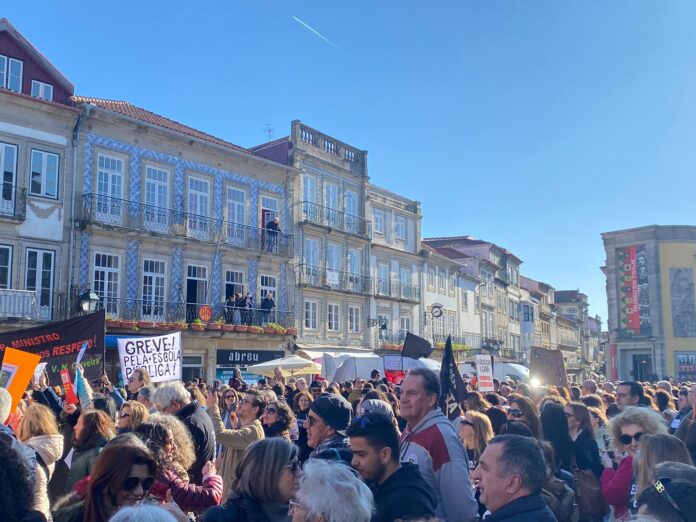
[0,184,26,221]
[297,201,371,238]
[82,194,294,257]
[297,264,372,294]
[432,333,483,350]
[378,331,407,351]
[374,279,421,302]
[0,289,67,323]
[99,297,295,329]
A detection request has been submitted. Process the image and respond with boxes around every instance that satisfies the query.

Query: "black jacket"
[371,463,437,522]
[177,401,216,484]
[574,429,603,478]
[487,494,558,522]
[202,495,272,522]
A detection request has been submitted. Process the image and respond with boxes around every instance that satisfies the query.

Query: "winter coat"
[207,404,264,501]
[202,494,273,522]
[177,400,217,484]
[574,429,603,478]
[600,454,633,520]
[371,463,437,522]
[150,468,223,513]
[65,436,108,494]
[52,501,84,522]
[541,475,578,522]
[25,434,64,521]
[486,494,558,522]
[399,408,478,521]
[295,409,311,462]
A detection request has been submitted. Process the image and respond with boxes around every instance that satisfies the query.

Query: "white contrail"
[292,15,343,51]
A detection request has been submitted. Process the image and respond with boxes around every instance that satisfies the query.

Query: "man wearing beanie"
[306,393,353,464]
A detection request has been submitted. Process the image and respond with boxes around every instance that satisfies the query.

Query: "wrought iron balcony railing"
[297,201,371,238]
[374,279,421,302]
[297,264,372,294]
[99,297,295,328]
[0,289,67,322]
[82,194,293,257]
[0,184,26,220]
[432,333,483,349]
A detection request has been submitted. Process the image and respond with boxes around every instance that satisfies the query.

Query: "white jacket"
[25,434,64,521]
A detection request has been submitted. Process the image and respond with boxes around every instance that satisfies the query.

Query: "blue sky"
[7,1,696,322]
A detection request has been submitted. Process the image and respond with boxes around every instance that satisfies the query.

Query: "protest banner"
[0,347,41,410]
[117,331,182,384]
[475,354,495,392]
[0,310,105,384]
[59,369,78,404]
[530,346,569,388]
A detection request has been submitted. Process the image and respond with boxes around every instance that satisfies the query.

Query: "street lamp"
[78,288,100,313]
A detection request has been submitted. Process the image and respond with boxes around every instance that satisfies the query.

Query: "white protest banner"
[475,354,494,392]
[117,332,182,384]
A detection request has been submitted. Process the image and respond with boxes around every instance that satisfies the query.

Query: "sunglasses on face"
[284,459,301,474]
[266,408,278,415]
[123,476,155,492]
[619,432,644,445]
[310,388,322,394]
[119,412,130,419]
[509,409,523,418]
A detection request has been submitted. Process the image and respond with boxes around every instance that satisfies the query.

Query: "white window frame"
[226,187,246,224]
[0,244,12,289]
[261,195,279,225]
[327,303,340,331]
[1,56,23,92]
[373,209,385,234]
[304,300,318,330]
[349,305,360,333]
[142,258,167,321]
[26,248,54,319]
[225,270,244,298]
[144,165,170,230]
[31,80,53,101]
[400,316,411,337]
[29,149,59,198]
[259,274,277,300]
[0,142,18,216]
[96,153,124,223]
[187,176,210,239]
[93,252,121,316]
[395,215,407,240]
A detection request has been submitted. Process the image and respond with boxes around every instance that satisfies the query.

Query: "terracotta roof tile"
[72,96,250,154]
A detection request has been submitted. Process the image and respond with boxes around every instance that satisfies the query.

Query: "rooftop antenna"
[263,124,274,142]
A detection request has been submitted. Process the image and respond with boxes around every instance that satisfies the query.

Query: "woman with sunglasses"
[202,438,301,522]
[117,400,150,434]
[53,439,157,522]
[507,394,543,439]
[600,406,667,520]
[459,411,493,472]
[261,399,295,440]
[136,421,223,513]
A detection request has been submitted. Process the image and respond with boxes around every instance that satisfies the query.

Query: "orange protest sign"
[0,347,41,411]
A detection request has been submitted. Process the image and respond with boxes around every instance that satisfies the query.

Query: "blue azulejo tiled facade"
[78,133,290,310]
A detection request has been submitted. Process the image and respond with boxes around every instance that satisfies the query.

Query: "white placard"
[476,354,494,392]
[117,332,182,384]
[326,270,339,286]
[383,355,402,371]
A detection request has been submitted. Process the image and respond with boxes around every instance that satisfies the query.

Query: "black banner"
[0,310,105,384]
[438,335,468,421]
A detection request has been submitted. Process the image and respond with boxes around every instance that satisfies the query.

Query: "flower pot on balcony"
[190,323,206,331]
[207,323,223,331]
[105,319,120,329]
[234,325,248,333]
[263,326,275,334]
[222,324,236,332]
[286,327,297,336]
[138,321,156,329]
[249,326,263,334]
[119,320,138,329]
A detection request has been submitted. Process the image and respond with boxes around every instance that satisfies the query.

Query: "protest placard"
[475,354,495,392]
[0,347,41,410]
[117,332,182,384]
[0,311,105,384]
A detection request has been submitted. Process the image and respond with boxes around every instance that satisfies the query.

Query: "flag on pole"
[438,335,468,421]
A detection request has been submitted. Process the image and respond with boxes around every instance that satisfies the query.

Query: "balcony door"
[302,174,317,221]
[144,166,169,232]
[348,248,361,292]
[304,238,319,285]
[96,154,124,225]
[187,177,209,240]
[400,268,411,299]
[0,143,17,216]
[93,253,120,317]
[25,249,54,320]
[378,263,389,295]
[345,190,357,234]
[142,259,166,322]
[186,264,207,322]
[324,182,339,227]
[327,243,341,289]
[226,187,246,245]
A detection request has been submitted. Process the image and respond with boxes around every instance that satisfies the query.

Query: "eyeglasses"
[310,388,322,394]
[239,398,255,407]
[509,409,523,418]
[284,459,301,474]
[619,432,644,445]
[123,476,155,492]
[653,478,685,520]
[288,499,303,517]
[266,407,278,415]
[119,412,131,419]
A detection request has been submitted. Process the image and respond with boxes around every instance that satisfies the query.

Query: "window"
[427,267,436,288]
[0,245,11,288]
[304,300,318,329]
[0,56,23,92]
[144,166,169,229]
[400,316,411,337]
[327,303,340,331]
[395,216,406,240]
[373,209,384,234]
[225,270,244,299]
[474,291,480,313]
[449,274,456,295]
[378,314,390,332]
[0,142,18,216]
[461,291,469,310]
[260,275,277,299]
[187,177,209,238]
[96,154,124,222]
[448,313,457,336]
[31,80,53,101]
[509,300,519,321]
[142,259,166,320]
[438,271,446,292]
[29,150,59,198]
[523,304,535,322]
[26,248,54,317]
[349,306,360,333]
[93,253,120,315]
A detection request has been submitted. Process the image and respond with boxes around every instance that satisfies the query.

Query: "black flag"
[438,335,467,421]
[402,332,432,360]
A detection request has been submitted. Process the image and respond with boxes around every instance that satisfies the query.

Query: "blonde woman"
[600,406,667,520]
[18,403,64,520]
[634,434,692,494]
[117,400,149,434]
[459,410,493,472]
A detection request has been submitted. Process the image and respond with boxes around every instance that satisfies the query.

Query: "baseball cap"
[310,394,353,436]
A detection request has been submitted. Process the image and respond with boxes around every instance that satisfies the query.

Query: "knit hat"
[0,388,11,424]
[310,393,353,436]
[358,399,394,419]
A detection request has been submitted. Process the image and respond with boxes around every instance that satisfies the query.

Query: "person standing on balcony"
[224,294,234,324]
[242,292,253,325]
[265,216,280,253]
[260,292,276,325]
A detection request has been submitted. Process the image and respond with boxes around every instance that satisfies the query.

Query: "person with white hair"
[289,459,374,522]
[153,381,216,484]
[108,503,178,522]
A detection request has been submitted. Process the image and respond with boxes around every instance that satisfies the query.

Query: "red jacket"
[600,454,633,520]
[150,469,223,512]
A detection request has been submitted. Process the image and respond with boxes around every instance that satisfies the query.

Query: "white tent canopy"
[331,355,440,383]
[246,355,321,378]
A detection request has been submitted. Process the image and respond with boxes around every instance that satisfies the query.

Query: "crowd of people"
[3,362,696,522]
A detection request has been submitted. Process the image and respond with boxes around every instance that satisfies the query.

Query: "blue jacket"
[486,494,557,522]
